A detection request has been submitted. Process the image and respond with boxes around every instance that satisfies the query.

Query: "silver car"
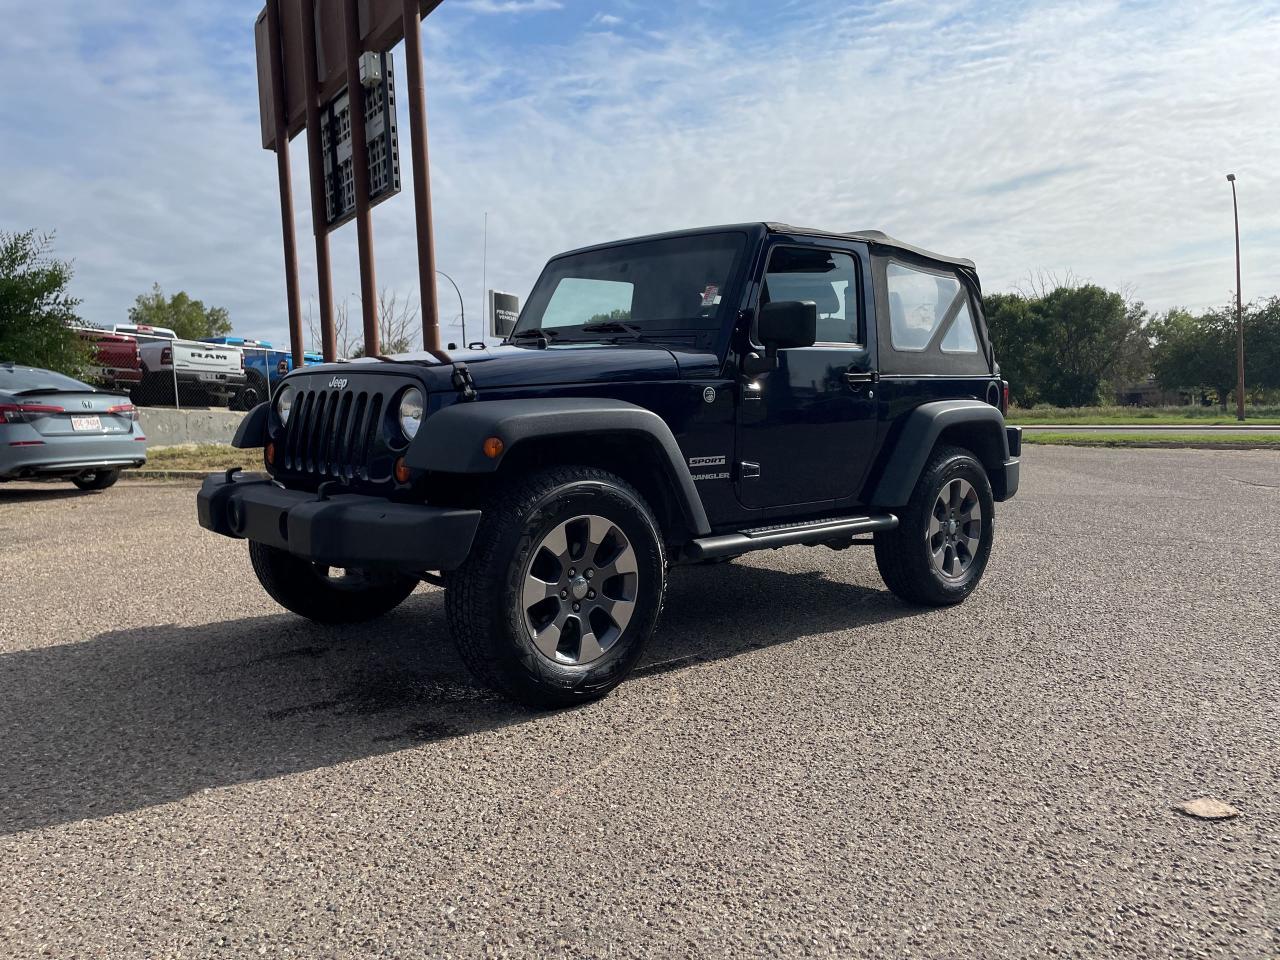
[1,363,147,490]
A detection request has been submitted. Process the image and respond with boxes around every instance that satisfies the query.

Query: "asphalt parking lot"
[1,446,1276,959]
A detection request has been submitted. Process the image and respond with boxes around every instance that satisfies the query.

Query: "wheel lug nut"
[572,602,581,612]
[568,568,576,578]
[559,590,568,600]
[585,569,594,579]
[587,589,595,599]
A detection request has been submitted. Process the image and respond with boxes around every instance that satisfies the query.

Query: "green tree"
[984,284,1148,407]
[128,284,232,340]
[984,292,1040,406]
[1151,298,1280,405]
[0,230,87,375]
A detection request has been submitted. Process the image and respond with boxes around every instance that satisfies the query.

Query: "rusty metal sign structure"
[255,0,446,363]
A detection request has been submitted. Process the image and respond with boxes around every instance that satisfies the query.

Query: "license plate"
[71,415,102,432]
[199,373,225,382]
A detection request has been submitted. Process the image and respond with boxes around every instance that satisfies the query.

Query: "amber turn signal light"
[265,441,276,466]
[394,457,411,484]
[483,436,504,459]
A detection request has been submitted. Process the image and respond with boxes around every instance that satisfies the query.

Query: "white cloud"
[457,0,563,14]
[2,0,1277,352]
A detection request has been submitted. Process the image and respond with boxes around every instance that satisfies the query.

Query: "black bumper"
[196,473,481,572]
[995,426,1022,502]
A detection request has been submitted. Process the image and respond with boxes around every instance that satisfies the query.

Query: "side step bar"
[686,513,898,561]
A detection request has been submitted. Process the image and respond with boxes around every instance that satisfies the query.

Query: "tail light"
[107,402,139,421]
[240,353,245,370]
[161,346,173,365]
[1001,381,1010,415]
[1,402,64,424]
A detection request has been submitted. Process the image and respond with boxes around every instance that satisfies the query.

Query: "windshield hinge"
[451,362,477,401]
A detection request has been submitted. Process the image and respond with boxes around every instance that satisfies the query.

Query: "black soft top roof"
[553,222,974,271]
[765,223,975,270]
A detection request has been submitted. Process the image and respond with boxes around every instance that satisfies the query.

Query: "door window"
[763,248,860,345]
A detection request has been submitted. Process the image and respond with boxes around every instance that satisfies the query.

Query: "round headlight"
[398,388,424,440]
[276,383,295,425]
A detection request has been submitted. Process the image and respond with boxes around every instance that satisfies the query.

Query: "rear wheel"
[874,445,994,607]
[445,466,666,708]
[72,468,120,491]
[248,541,417,624]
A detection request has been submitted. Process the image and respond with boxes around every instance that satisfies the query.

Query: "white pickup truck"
[113,324,246,407]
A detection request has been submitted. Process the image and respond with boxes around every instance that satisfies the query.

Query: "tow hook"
[315,480,343,502]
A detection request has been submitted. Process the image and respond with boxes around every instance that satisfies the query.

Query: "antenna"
[481,211,488,341]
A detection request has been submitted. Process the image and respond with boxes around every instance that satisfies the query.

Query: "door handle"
[844,370,880,384]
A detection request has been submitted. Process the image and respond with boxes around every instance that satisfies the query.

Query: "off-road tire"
[72,468,120,491]
[874,445,994,607]
[445,466,666,709]
[248,541,418,624]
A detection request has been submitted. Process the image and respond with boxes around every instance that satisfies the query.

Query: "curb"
[123,470,216,482]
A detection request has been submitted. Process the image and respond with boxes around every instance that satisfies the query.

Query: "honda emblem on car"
[328,376,348,390]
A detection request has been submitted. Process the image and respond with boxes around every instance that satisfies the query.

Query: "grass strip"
[1023,432,1280,448]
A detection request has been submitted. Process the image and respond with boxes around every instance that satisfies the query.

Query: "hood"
[349,342,683,390]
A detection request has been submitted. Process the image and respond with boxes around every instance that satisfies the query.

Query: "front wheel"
[874,445,994,607]
[445,466,666,708]
[248,541,418,624]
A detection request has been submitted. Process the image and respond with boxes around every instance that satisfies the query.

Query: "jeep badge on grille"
[328,377,348,390]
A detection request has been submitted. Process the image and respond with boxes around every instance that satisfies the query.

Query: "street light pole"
[436,270,466,345]
[1227,173,1244,421]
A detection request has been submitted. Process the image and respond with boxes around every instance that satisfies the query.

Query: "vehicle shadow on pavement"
[0,486,102,504]
[0,562,920,835]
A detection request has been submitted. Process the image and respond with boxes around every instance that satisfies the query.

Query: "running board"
[686,513,898,561]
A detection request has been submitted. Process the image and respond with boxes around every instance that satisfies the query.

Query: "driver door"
[735,243,879,510]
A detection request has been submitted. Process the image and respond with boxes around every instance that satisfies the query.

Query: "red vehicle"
[73,327,142,391]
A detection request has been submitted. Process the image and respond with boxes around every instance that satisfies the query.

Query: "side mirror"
[759,300,817,352]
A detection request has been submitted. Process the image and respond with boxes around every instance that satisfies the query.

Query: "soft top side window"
[886,261,972,352]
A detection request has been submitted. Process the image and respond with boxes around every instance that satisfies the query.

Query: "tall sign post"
[254,0,446,362]
[264,0,305,368]
[298,0,336,362]
[401,0,441,351]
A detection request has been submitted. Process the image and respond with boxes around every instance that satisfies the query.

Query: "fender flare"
[868,400,1012,506]
[232,401,270,448]
[406,397,711,536]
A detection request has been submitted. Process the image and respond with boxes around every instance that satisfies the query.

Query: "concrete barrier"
[139,408,246,447]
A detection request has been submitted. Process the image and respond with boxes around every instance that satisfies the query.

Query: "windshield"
[513,232,747,341]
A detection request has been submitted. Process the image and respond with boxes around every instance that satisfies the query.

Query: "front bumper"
[196,472,481,572]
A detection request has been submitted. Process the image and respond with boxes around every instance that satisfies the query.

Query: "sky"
[1,0,1277,351]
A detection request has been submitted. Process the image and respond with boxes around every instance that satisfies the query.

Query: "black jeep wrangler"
[198,223,1020,706]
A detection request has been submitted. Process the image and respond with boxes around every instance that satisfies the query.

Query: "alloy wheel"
[927,477,982,580]
[520,514,639,665]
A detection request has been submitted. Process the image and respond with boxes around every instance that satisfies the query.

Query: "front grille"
[280,386,386,480]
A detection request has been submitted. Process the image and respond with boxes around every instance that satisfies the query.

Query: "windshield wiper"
[509,327,560,341]
[579,320,646,341]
